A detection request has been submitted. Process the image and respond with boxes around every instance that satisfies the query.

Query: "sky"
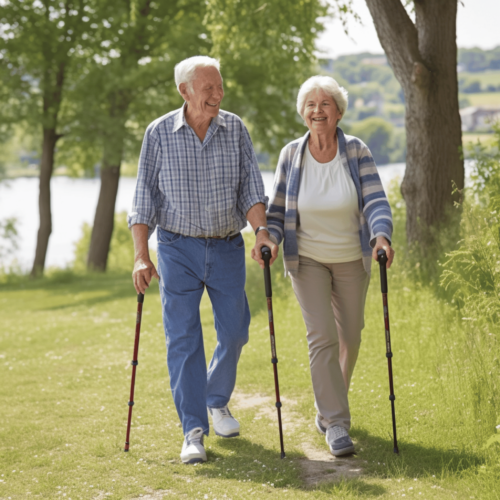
[316,0,500,59]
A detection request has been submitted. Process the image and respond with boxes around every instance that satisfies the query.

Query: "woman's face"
[303,89,342,134]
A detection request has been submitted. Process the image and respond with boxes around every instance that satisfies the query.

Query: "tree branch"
[364,0,430,89]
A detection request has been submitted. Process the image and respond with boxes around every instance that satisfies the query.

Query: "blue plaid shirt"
[128,104,268,238]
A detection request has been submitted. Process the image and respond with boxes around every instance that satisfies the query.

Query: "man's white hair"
[296,76,348,121]
[174,55,221,94]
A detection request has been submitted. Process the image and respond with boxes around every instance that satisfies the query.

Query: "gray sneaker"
[315,413,327,435]
[326,425,355,456]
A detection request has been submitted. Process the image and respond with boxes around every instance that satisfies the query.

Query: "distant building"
[460,106,500,132]
[361,56,387,66]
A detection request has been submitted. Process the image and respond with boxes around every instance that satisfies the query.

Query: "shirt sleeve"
[127,125,162,238]
[358,144,393,247]
[266,147,288,246]
[237,123,268,216]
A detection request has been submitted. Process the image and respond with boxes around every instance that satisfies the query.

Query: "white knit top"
[296,142,363,263]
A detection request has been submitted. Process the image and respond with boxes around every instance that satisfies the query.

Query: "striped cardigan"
[267,128,393,277]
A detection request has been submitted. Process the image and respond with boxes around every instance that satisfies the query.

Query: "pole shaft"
[381,289,399,453]
[378,250,398,454]
[124,295,144,451]
[262,246,285,459]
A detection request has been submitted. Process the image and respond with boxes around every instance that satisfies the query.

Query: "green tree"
[74,0,205,271]
[351,117,393,165]
[0,0,95,277]
[206,0,327,153]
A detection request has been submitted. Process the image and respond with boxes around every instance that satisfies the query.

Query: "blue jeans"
[156,228,250,436]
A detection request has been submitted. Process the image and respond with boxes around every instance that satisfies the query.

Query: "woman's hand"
[372,236,395,269]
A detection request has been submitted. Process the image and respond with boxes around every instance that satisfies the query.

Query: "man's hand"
[131,224,159,294]
[251,231,279,270]
[133,257,160,294]
[246,203,279,269]
[372,236,395,269]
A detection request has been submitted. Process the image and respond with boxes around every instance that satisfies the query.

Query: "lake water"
[0,165,406,270]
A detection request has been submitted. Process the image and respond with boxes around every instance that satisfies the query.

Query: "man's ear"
[179,82,189,102]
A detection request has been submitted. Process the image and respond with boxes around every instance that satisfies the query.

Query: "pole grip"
[262,246,272,298]
[137,293,144,303]
[378,249,388,294]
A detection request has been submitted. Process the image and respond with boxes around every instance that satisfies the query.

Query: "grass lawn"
[0,235,499,499]
[460,71,500,88]
[462,92,500,107]
[462,132,496,147]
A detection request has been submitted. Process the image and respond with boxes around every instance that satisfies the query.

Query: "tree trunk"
[365,0,463,248]
[30,128,60,278]
[86,137,124,272]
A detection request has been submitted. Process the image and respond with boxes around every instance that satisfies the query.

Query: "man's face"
[182,66,224,121]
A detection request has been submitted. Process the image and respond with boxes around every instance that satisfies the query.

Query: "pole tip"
[281,451,286,459]
[394,447,399,454]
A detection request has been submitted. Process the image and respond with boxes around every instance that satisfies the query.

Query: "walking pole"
[261,246,286,459]
[124,292,145,452]
[377,249,399,454]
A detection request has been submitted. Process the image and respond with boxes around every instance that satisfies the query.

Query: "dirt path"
[232,391,364,487]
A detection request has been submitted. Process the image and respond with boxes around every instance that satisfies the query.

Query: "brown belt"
[193,233,240,241]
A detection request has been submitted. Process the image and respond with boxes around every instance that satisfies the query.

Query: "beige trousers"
[290,256,370,430]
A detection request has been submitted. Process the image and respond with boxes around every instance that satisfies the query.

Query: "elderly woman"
[259,76,394,456]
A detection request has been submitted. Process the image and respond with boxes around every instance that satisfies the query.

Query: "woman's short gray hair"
[296,76,348,121]
[174,55,221,93]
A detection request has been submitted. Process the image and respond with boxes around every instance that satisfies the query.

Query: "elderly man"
[128,55,277,464]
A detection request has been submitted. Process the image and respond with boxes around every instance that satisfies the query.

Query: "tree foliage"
[458,46,500,72]
[206,0,327,152]
[350,116,393,165]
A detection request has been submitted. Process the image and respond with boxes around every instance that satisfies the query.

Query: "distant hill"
[318,49,500,163]
[458,46,500,72]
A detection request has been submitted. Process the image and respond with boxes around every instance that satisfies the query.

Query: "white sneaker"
[180,427,207,464]
[208,406,240,437]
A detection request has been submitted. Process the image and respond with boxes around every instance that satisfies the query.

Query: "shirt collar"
[172,102,226,133]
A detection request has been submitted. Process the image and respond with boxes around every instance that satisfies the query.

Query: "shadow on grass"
[352,427,486,477]
[195,437,388,496]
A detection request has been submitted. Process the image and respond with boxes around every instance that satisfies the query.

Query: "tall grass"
[438,126,500,462]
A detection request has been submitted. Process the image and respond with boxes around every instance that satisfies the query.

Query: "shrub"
[73,212,150,273]
[0,217,19,268]
[350,116,393,165]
